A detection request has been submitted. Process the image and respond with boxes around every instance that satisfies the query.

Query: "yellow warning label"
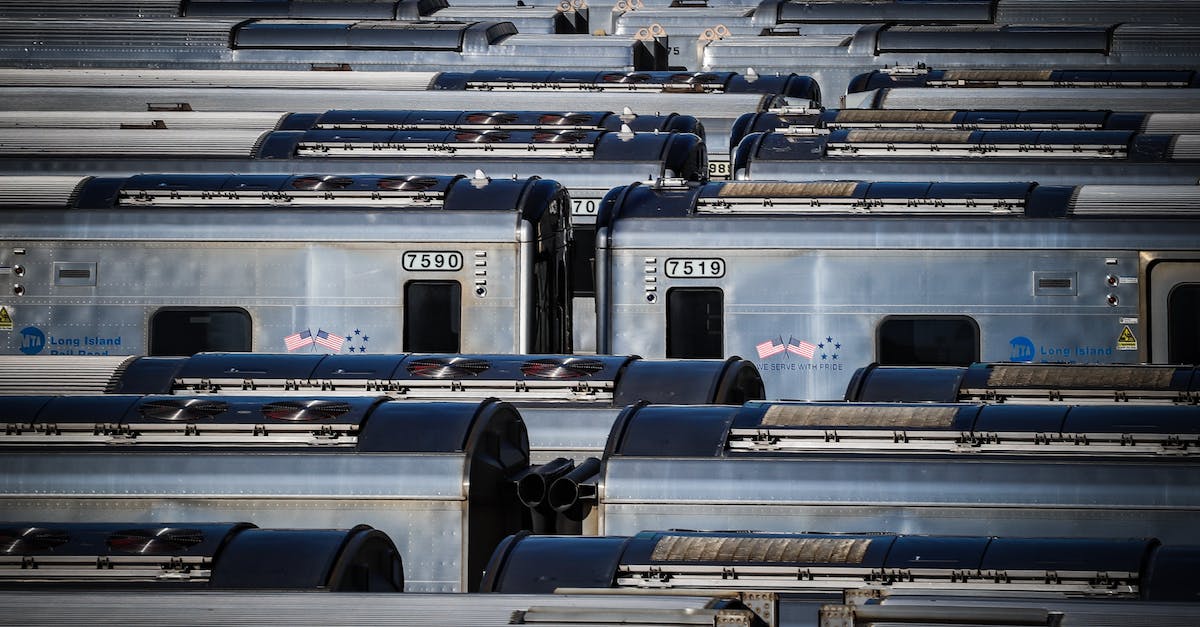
[0,306,11,331]
[1117,325,1138,351]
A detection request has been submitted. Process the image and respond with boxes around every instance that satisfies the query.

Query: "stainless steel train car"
[0,353,765,463]
[700,24,1200,97]
[589,402,1200,542]
[850,68,1200,93]
[0,108,701,135]
[0,67,816,172]
[1,0,591,33]
[841,67,1200,111]
[0,395,530,592]
[845,363,1200,404]
[0,126,703,351]
[845,86,1200,113]
[594,180,1200,401]
[731,108,1200,142]
[482,530,1200,602]
[0,18,669,71]
[0,522,403,591]
[731,129,1200,183]
[612,0,1200,70]
[0,590,762,627]
[0,173,571,356]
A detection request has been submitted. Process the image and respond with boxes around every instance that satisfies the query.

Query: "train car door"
[1146,257,1200,364]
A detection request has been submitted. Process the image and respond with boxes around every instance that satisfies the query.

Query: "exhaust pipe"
[547,457,601,521]
[515,457,575,509]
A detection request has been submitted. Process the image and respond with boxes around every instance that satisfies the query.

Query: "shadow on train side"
[845,362,1200,404]
[481,530,1200,604]
[584,402,1200,543]
[0,353,764,463]
[0,395,527,592]
[0,522,402,592]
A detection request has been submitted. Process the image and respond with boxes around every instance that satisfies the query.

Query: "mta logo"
[1009,336,1035,363]
[19,326,45,355]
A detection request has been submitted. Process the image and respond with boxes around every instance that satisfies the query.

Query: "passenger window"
[405,281,461,352]
[878,316,978,366]
[149,308,252,356]
[1168,284,1199,364]
[666,288,723,359]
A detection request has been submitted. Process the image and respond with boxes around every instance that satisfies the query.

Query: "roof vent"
[291,175,354,190]
[261,400,352,422]
[0,527,69,554]
[406,357,491,378]
[378,175,439,191]
[521,357,605,379]
[139,399,228,422]
[107,528,204,553]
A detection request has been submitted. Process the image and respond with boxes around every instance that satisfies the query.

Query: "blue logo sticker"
[19,326,45,355]
[1009,336,1035,362]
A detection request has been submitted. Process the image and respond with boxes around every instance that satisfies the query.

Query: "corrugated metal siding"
[0,176,89,207]
[0,355,131,394]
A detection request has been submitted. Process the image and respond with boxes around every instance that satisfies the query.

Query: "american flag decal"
[787,336,817,359]
[284,329,313,351]
[314,329,345,351]
[755,336,786,359]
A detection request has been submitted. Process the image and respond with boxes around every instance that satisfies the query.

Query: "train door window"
[405,281,461,352]
[1168,284,1199,364]
[878,316,978,366]
[666,288,723,359]
[149,308,252,356]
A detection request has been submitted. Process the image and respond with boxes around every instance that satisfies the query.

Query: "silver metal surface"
[0,110,289,129]
[604,210,1197,399]
[703,24,1200,96]
[850,88,1200,113]
[0,207,528,355]
[600,457,1200,543]
[0,68,441,89]
[0,87,776,162]
[0,453,469,592]
[0,591,737,626]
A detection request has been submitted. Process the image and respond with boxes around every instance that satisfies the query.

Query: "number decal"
[708,161,732,179]
[571,199,598,216]
[665,258,726,279]
[403,251,464,272]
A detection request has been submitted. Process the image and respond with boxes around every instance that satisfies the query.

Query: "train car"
[846,86,1200,113]
[730,108,1200,144]
[0,67,815,174]
[700,24,1200,97]
[842,67,1200,110]
[845,363,1200,404]
[0,18,669,71]
[11,0,592,33]
[0,108,701,135]
[850,67,1200,92]
[0,353,765,463]
[0,124,702,350]
[0,522,403,591]
[595,180,1200,401]
[732,129,1200,184]
[0,395,530,592]
[0,173,571,356]
[610,0,1200,70]
[587,402,1200,543]
[0,590,762,627]
[482,529,1200,603]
